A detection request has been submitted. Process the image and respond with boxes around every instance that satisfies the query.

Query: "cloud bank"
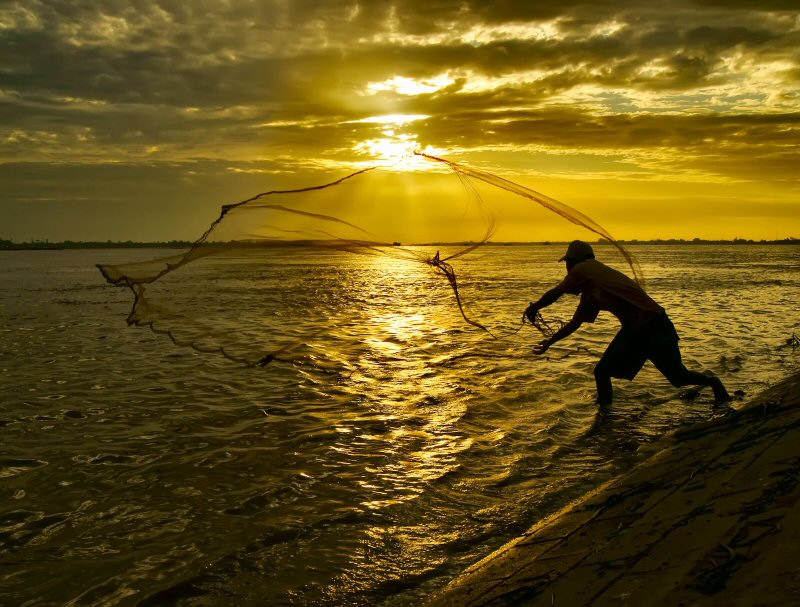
[1,0,798,240]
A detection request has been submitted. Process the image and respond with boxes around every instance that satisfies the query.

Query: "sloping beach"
[426,371,800,607]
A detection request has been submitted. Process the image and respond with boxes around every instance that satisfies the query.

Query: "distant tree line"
[1,236,798,250]
[616,237,799,245]
[0,239,194,250]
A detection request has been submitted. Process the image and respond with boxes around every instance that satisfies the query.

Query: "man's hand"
[524,303,539,324]
[533,339,552,355]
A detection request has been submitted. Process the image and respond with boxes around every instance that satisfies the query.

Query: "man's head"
[559,240,594,270]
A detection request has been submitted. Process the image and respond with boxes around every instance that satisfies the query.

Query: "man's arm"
[525,286,564,322]
[534,318,583,355]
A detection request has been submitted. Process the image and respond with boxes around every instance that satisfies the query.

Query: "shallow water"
[1,244,798,606]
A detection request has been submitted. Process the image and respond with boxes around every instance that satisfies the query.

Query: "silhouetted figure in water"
[525,240,730,407]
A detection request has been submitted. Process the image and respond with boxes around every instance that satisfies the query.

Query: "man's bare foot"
[710,376,731,403]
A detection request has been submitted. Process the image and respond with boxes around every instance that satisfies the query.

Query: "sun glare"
[348,114,429,125]
[354,131,443,171]
[365,75,454,96]
[355,135,418,169]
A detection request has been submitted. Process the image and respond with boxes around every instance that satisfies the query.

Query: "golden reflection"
[337,252,481,513]
[354,342,472,508]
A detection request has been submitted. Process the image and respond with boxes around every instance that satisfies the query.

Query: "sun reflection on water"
[343,256,476,513]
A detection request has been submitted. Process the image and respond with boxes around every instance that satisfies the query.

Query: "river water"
[1,244,798,606]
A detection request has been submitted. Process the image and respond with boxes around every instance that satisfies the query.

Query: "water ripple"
[0,245,797,606]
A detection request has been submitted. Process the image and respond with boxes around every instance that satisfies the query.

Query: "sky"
[1,0,799,242]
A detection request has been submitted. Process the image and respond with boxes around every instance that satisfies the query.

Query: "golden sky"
[1,0,799,242]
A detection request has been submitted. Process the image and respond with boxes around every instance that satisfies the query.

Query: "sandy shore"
[425,372,800,607]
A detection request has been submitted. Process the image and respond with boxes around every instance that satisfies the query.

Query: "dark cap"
[559,240,595,262]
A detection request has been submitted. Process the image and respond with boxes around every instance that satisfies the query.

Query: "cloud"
[1,0,798,239]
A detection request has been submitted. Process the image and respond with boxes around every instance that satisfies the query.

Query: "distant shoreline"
[0,240,194,251]
[1,237,798,251]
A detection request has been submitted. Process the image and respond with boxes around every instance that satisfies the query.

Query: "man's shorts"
[595,312,682,381]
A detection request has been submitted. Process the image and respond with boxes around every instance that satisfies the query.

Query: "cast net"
[97,152,641,367]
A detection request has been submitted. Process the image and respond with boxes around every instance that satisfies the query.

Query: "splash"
[98,153,640,366]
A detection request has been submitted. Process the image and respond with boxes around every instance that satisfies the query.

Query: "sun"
[349,114,444,171]
[354,132,443,171]
[356,133,417,167]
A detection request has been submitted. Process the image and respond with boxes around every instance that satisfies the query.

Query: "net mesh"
[98,152,641,366]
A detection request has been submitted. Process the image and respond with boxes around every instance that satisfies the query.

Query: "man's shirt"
[557,259,664,328]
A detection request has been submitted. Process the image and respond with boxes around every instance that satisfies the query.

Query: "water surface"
[1,244,798,606]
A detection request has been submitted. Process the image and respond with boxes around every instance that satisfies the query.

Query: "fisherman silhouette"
[526,240,731,406]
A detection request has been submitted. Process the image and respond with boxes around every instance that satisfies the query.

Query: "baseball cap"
[558,240,595,262]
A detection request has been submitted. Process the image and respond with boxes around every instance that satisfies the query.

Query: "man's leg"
[594,366,613,405]
[677,369,730,403]
[594,329,646,406]
[650,342,730,403]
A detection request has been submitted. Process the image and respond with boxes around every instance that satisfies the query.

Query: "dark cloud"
[690,0,800,10]
[415,106,800,152]
[1,0,798,239]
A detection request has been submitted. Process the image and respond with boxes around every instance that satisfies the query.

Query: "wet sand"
[426,372,800,607]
